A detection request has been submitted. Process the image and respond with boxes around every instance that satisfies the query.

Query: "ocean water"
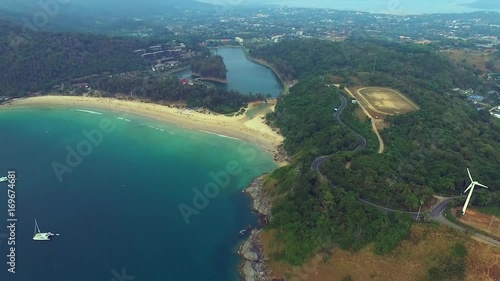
[0,107,276,281]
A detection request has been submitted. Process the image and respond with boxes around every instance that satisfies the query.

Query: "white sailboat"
[33,219,59,241]
[0,176,7,182]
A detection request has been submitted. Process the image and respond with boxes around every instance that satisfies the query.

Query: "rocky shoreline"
[239,175,273,281]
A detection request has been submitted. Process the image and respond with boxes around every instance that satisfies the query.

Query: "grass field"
[261,224,500,281]
[455,207,500,240]
[444,49,500,73]
[356,87,419,116]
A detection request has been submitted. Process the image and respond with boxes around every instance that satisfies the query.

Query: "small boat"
[0,176,7,182]
[33,219,59,241]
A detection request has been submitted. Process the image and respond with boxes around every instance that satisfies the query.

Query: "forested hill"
[0,20,146,96]
[257,38,500,210]
[250,38,482,91]
[190,55,228,81]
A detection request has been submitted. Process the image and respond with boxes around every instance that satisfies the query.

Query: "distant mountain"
[0,0,211,18]
[0,0,219,33]
[463,0,500,10]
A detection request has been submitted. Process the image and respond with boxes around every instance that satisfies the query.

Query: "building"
[469,95,485,102]
[235,37,244,44]
[180,78,193,85]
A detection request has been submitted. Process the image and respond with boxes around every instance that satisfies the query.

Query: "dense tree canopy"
[265,77,412,265]
[255,38,500,210]
[190,55,227,80]
[258,38,500,270]
[92,72,266,113]
[0,20,146,96]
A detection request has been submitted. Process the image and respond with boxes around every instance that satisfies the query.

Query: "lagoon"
[178,47,283,97]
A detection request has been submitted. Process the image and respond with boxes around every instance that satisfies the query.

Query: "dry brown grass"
[354,106,368,122]
[357,87,419,115]
[444,49,500,73]
[455,207,500,241]
[261,224,500,281]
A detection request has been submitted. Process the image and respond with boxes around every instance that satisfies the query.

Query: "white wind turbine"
[462,168,488,215]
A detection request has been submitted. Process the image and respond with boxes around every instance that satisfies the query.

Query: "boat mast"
[34,219,41,233]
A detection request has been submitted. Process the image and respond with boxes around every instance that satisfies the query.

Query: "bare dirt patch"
[357,87,419,115]
[454,207,500,240]
[262,224,500,281]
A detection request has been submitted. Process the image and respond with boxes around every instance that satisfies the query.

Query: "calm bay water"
[0,107,276,281]
[178,47,283,97]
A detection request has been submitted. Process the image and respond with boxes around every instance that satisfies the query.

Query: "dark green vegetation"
[92,72,266,114]
[265,77,412,265]
[426,243,467,281]
[254,39,500,211]
[0,19,261,113]
[190,55,228,81]
[267,78,360,157]
[472,188,500,216]
[0,20,146,96]
[255,38,500,275]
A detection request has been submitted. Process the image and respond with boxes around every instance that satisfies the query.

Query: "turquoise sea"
[0,107,276,281]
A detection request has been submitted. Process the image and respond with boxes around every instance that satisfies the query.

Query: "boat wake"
[73,109,103,115]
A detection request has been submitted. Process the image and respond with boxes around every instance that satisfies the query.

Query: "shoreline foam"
[0,95,287,166]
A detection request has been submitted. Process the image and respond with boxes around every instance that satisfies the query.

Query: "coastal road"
[310,83,500,247]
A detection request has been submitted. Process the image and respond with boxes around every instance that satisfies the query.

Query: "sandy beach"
[1,95,286,166]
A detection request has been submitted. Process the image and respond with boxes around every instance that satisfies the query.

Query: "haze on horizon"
[202,0,500,14]
[1,0,500,17]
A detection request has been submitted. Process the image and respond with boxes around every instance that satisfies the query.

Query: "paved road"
[342,86,385,153]
[310,83,500,246]
[310,88,366,172]
[431,198,500,246]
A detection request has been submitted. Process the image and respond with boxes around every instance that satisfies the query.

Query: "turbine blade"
[476,183,488,189]
[467,168,473,182]
[464,183,473,193]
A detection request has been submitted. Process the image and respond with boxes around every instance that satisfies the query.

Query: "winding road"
[310,84,500,247]
[342,86,385,153]
[310,85,366,174]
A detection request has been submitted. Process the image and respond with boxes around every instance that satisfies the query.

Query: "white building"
[235,37,244,44]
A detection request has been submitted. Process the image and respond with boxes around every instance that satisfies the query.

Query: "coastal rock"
[239,229,270,281]
[274,144,290,165]
[240,175,273,281]
[240,230,262,262]
[244,175,272,217]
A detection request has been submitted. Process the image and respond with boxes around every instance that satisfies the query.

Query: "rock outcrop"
[239,175,272,281]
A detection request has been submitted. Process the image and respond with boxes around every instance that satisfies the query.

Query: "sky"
[202,0,500,14]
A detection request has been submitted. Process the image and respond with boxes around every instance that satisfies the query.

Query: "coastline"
[242,48,297,95]
[0,95,287,167]
[239,175,273,281]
